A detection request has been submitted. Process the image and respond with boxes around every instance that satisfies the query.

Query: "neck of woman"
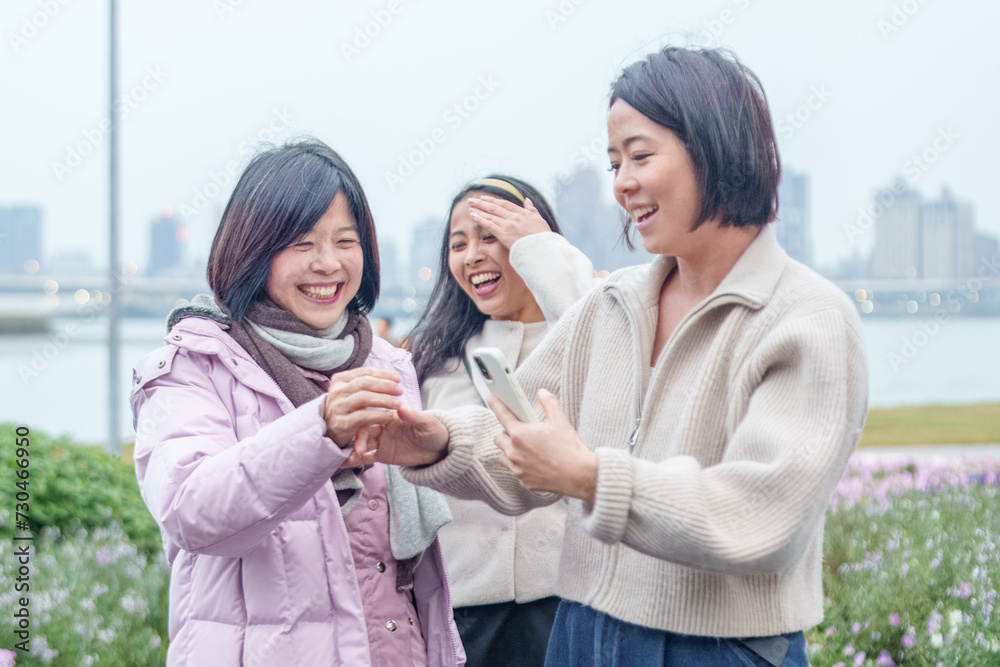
[670,222,762,301]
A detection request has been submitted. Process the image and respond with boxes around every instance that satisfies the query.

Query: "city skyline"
[3,1,999,279]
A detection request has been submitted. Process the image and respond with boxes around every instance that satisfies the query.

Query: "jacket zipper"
[604,284,761,450]
[604,285,644,449]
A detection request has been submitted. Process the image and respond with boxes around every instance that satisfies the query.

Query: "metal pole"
[108,0,121,455]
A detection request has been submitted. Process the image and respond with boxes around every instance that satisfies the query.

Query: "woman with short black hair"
[368,46,869,666]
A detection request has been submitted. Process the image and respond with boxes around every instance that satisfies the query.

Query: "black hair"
[207,138,379,323]
[611,46,780,238]
[408,175,559,383]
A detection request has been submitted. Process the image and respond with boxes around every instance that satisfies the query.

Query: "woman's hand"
[323,367,404,448]
[347,407,449,468]
[468,195,550,247]
[489,388,598,501]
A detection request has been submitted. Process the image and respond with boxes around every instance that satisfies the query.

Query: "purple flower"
[956,581,973,599]
[0,649,14,667]
[854,652,867,667]
[889,613,900,627]
[852,621,862,634]
[833,663,846,667]
[902,634,916,648]
[876,649,896,666]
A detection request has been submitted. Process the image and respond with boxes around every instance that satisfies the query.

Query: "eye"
[337,238,359,247]
[450,242,467,252]
[292,241,313,250]
[483,234,497,242]
[608,163,620,173]
[633,153,651,161]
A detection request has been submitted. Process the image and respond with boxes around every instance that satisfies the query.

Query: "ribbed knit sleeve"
[401,302,583,513]
[509,232,600,322]
[580,307,868,575]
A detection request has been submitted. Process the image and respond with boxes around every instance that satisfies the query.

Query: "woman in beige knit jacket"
[407,176,597,666]
[364,47,868,666]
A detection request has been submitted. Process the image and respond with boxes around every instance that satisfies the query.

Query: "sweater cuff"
[399,407,480,489]
[580,448,634,545]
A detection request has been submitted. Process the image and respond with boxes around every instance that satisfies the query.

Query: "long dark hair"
[611,46,781,239]
[206,138,380,323]
[409,175,559,382]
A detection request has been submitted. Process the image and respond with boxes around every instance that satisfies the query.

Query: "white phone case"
[469,347,538,423]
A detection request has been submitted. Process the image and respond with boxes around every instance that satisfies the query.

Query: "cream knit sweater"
[404,225,869,637]
[421,231,598,607]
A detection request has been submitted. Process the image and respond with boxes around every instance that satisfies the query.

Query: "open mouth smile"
[298,283,343,302]
[469,271,501,296]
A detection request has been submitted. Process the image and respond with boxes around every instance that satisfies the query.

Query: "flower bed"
[810,453,1000,666]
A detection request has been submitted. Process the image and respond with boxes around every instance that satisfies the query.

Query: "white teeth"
[631,205,657,221]
[470,272,500,286]
[300,285,339,299]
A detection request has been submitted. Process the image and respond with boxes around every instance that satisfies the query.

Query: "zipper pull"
[628,426,639,448]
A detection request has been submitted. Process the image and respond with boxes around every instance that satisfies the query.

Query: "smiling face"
[607,99,705,256]
[447,195,543,323]
[265,191,364,329]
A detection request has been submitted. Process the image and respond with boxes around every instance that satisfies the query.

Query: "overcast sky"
[3,0,997,275]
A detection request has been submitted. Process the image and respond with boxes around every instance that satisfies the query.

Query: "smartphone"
[469,347,538,423]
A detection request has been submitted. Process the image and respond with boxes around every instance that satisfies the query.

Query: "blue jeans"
[544,600,808,667]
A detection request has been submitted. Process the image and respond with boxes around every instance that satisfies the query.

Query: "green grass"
[859,403,1000,448]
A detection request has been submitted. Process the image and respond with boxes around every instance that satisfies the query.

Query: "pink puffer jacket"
[131,316,465,666]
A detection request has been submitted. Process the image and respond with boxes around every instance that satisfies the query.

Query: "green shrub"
[0,424,162,557]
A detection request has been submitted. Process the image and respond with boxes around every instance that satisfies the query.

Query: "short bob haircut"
[611,46,781,234]
[207,139,380,323]
[408,175,560,383]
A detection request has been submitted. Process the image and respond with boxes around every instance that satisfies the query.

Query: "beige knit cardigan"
[404,225,869,638]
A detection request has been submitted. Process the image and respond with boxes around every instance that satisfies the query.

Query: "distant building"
[147,214,185,276]
[870,185,984,280]
[555,166,648,272]
[920,189,975,280]
[774,170,813,268]
[871,183,923,279]
[0,205,42,274]
[974,232,999,269]
[409,216,443,285]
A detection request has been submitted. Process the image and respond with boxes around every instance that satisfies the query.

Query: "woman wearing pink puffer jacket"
[131,139,465,666]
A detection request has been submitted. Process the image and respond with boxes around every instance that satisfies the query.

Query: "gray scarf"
[169,294,451,587]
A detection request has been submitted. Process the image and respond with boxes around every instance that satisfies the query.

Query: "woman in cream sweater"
[365,48,868,666]
[407,176,597,666]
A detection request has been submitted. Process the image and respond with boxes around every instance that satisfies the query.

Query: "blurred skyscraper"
[871,185,983,280]
[147,211,187,276]
[0,205,42,274]
[872,182,923,279]
[773,170,813,268]
[555,166,648,272]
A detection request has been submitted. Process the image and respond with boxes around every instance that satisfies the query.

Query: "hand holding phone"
[469,347,538,423]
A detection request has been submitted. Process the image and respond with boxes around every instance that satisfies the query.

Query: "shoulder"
[771,260,861,335]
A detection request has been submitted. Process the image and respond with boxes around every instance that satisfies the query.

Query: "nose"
[310,243,342,273]
[613,163,638,203]
[464,238,485,266]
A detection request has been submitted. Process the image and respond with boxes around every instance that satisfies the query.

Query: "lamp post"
[107,0,121,455]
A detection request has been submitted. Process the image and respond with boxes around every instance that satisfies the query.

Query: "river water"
[1,316,998,446]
